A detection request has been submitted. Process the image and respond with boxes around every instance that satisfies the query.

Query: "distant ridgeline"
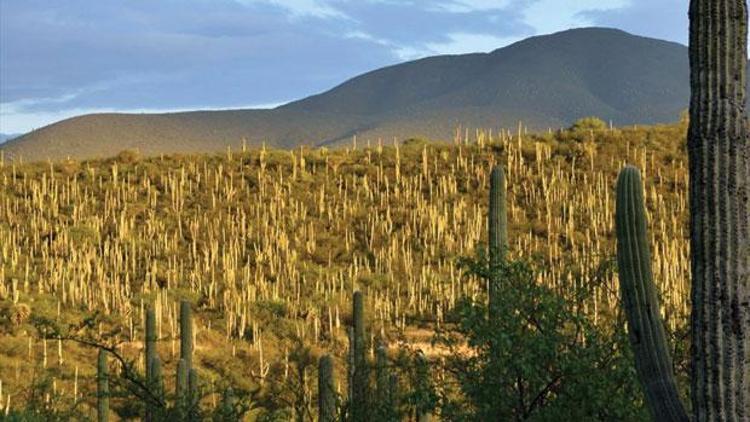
[4,27,747,162]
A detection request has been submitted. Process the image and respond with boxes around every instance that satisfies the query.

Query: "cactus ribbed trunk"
[97,349,109,422]
[615,167,689,421]
[688,0,750,420]
[145,306,156,381]
[350,290,369,421]
[180,301,193,370]
[318,354,336,422]
[488,165,508,318]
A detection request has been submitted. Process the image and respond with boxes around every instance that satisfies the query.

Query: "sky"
[0,0,687,134]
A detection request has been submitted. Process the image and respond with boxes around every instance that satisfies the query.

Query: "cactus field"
[0,121,692,418]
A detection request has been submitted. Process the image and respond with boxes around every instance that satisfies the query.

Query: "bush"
[435,253,650,421]
[570,117,608,132]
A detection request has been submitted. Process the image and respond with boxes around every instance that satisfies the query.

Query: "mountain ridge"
[4,27,745,162]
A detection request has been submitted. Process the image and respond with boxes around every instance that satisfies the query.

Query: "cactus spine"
[687,0,749,419]
[488,165,508,317]
[318,354,336,422]
[97,349,109,422]
[180,300,193,370]
[615,166,688,421]
[350,290,369,421]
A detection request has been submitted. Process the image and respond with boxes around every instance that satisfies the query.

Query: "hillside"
[3,27,727,162]
[0,122,692,418]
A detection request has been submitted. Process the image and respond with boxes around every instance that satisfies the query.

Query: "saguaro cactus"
[145,306,156,381]
[318,354,336,422]
[616,1,749,420]
[687,0,749,419]
[97,349,109,422]
[488,165,508,317]
[350,290,369,421]
[615,167,688,421]
[180,301,193,370]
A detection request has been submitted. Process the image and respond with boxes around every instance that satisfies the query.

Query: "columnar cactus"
[97,349,109,422]
[188,367,200,420]
[617,1,749,421]
[318,354,336,422]
[180,301,193,369]
[145,306,156,381]
[488,165,508,317]
[687,0,749,419]
[176,358,189,419]
[615,167,688,421]
[375,345,398,421]
[350,290,369,421]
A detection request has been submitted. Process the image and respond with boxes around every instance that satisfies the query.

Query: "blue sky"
[0,0,687,134]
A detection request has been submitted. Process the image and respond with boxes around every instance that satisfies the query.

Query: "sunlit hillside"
[0,120,691,418]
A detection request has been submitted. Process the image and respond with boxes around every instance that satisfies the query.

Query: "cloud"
[581,0,688,45]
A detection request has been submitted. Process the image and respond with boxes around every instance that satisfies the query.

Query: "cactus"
[687,0,749,419]
[615,166,688,421]
[318,354,336,422]
[180,300,193,370]
[617,1,749,420]
[146,356,164,421]
[145,306,156,381]
[375,345,398,421]
[176,358,189,420]
[488,165,508,317]
[349,290,369,421]
[97,349,109,422]
[188,367,200,421]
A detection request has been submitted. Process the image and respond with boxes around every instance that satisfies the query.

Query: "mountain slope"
[4,27,741,162]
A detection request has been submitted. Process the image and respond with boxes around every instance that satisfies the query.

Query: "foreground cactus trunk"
[318,354,336,422]
[688,0,750,419]
[97,349,109,422]
[615,167,688,421]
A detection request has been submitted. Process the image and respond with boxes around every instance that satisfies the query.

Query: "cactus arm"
[615,166,689,421]
[180,300,193,370]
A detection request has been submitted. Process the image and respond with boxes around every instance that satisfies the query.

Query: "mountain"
[0,133,21,144]
[3,27,739,162]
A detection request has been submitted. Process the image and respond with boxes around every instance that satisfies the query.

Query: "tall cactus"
[318,354,336,422]
[145,306,157,381]
[488,165,508,317]
[687,0,749,419]
[350,290,369,421]
[176,358,189,420]
[616,1,749,419]
[615,167,688,421]
[97,349,109,422]
[180,300,193,370]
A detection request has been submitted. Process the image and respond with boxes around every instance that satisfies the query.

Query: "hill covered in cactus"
[3,27,734,163]
[0,120,692,418]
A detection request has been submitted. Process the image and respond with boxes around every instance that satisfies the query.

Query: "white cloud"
[238,0,347,18]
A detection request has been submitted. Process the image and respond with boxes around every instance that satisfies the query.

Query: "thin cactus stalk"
[615,166,688,421]
[145,306,156,381]
[97,349,109,422]
[318,354,336,422]
[150,356,165,421]
[188,367,200,421]
[688,0,749,419]
[176,358,189,419]
[180,300,193,370]
[488,165,508,317]
[350,290,369,421]
[375,345,397,421]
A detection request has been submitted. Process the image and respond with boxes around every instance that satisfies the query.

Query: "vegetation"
[0,120,692,419]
